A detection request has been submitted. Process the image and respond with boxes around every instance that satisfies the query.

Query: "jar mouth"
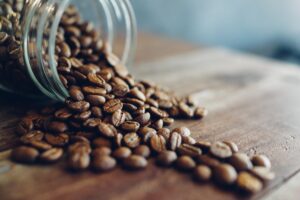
[22,0,137,101]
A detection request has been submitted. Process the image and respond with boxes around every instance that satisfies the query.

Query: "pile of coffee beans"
[6,2,275,195]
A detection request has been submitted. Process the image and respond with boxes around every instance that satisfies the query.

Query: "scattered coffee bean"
[177,144,202,157]
[169,131,182,151]
[197,155,220,168]
[213,164,237,185]
[223,141,239,153]
[68,151,90,170]
[11,146,39,163]
[250,166,275,182]
[210,142,232,159]
[40,148,63,163]
[123,132,140,149]
[194,165,212,182]
[156,151,177,167]
[92,155,116,172]
[251,155,272,169]
[45,133,69,147]
[150,135,167,153]
[176,155,196,171]
[134,145,151,158]
[92,147,112,157]
[230,153,253,171]
[237,172,263,194]
[113,147,132,160]
[172,127,191,137]
[124,155,148,170]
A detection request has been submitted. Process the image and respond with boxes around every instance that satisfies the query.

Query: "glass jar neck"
[21,0,136,101]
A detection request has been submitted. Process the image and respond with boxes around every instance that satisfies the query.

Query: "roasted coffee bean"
[83,118,102,128]
[93,138,112,148]
[113,147,132,160]
[210,142,232,159]
[113,63,128,78]
[114,133,123,147]
[29,140,52,151]
[162,117,174,126]
[197,155,220,168]
[60,42,71,57]
[40,148,63,163]
[152,119,163,130]
[103,99,123,113]
[149,107,169,118]
[16,118,33,135]
[134,112,151,126]
[20,130,44,144]
[237,172,263,194]
[91,107,103,118]
[230,153,253,171]
[129,87,146,102]
[176,155,196,171]
[194,106,208,119]
[177,144,202,157]
[250,167,275,181]
[73,110,91,121]
[86,95,106,106]
[111,110,126,127]
[251,155,271,169]
[172,127,191,137]
[69,87,84,101]
[150,135,166,153]
[195,140,211,151]
[194,165,212,182]
[157,128,171,140]
[79,64,100,75]
[92,155,116,171]
[169,131,182,151]
[138,127,157,143]
[112,84,129,97]
[54,108,72,120]
[67,100,90,112]
[178,102,193,118]
[158,99,173,109]
[68,141,91,154]
[75,131,95,140]
[82,86,106,95]
[123,132,140,148]
[87,73,106,87]
[121,121,140,132]
[213,164,237,185]
[11,146,39,163]
[124,155,148,170]
[134,145,151,158]
[98,122,117,138]
[47,121,68,133]
[156,151,177,167]
[45,133,69,147]
[68,151,90,170]
[182,136,196,145]
[223,141,239,153]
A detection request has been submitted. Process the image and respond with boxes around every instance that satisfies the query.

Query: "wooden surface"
[1,33,300,200]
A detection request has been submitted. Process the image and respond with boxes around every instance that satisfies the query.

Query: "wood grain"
[1,36,300,200]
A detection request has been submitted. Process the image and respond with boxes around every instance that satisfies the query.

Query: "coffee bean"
[68,142,91,154]
[98,122,117,138]
[67,100,90,112]
[172,127,191,137]
[156,151,177,167]
[87,73,106,87]
[177,144,202,157]
[54,108,73,120]
[210,142,232,159]
[182,136,196,145]
[121,121,140,132]
[103,99,123,113]
[123,132,140,149]
[197,155,220,168]
[11,146,39,163]
[176,155,196,171]
[178,102,193,118]
[16,118,33,135]
[73,110,92,121]
[92,155,116,171]
[83,118,102,129]
[45,133,69,147]
[169,131,182,151]
[134,145,151,158]
[162,117,174,126]
[230,153,253,171]
[86,95,106,106]
[29,140,52,151]
[112,84,129,97]
[194,165,212,182]
[69,87,84,101]
[111,109,126,127]
[60,42,71,57]
[251,155,271,169]
[68,151,90,170]
[91,107,103,118]
[40,148,63,163]
[237,172,263,194]
[20,130,44,144]
[138,127,157,143]
[134,112,151,126]
[149,107,169,118]
[124,155,148,170]
[250,167,275,182]
[157,128,171,140]
[150,135,166,153]
[113,147,132,160]
[93,138,112,148]
[82,86,106,95]
[47,121,68,133]
[194,106,208,119]
[152,119,163,130]
[129,87,146,102]
[213,164,237,185]
[113,63,128,78]
[223,141,239,153]
[194,140,211,152]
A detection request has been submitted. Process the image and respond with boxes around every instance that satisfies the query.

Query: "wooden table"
[1,33,300,200]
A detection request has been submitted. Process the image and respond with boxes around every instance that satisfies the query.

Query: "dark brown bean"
[98,122,117,138]
[47,121,68,133]
[123,155,148,170]
[250,167,275,181]
[103,99,123,113]
[178,102,193,118]
[11,146,39,163]
[87,73,106,87]
[121,121,140,132]
[93,138,112,148]
[176,155,196,171]
[92,155,116,171]
[197,155,220,168]
[230,153,253,171]
[86,95,106,106]
[156,151,177,167]
[134,145,151,158]
[213,164,237,185]
[69,87,84,101]
[177,144,202,157]
[45,133,69,147]
[111,110,126,127]
[149,107,169,118]
[157,128,171,140]
[68,151,90,170]
[194,165,212,182]
[210,142,232,159]
[169,131,182,151]
[251,155,272,169]
[20,130,44,144]
[54,108,73,120]
[138,127,157,143]
[237,172,263,194]
[82,86,106,95]
[172,127,191,137]
[134,112,151,126]
[123,132,140,148]
[150,135,166,153]
[67,100,90,112]
[40,148,63,163]
[112,147,132,160]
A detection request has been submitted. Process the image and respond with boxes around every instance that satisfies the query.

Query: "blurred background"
[131,0,300,64]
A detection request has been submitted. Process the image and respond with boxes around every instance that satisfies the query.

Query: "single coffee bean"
[129,87,146,102]
[134,145,151,158]
[197,155,220,168]
[47,121,68,133]
[83,118,102,129]
[172,127,191,137]
[210,142,232,159]
[113,63,129,78]
[114,133,123,147]
[182,136,196,145]
[157,128,171,140]
[40,148,63,163]
[103,99,123,113]
[237,172,263,194]
[16,118,34,135]
[68,151,90,170]
[98,122,117,138]
[121,121,140,132]
[20,130,44,144]
[91,107,103,118]
[134,112,151,126]
[150,135,167,153]
[158,99,173,109]
[92,155,116,172]
[86,95,106,106]
[92,147,111,157]
[93,138,112,148]
[250,167,275,181]
[169,131,182,151]
[54,108,73,120]
[177,144,202,157]
[176,155,196,171]
[67,100,90,112]
[213,164,237,185]
[123,132,140,149]
[162,117,174,126]
[82,86,107,95]
[223,141,239,153]
[149,107,169,118]
[251,155,271,169]
[11,146,39,163]
[113,147,132,160]
[195,140,211,152]
[87,73,106,87]
[73,110,92,121]
[124,155,148,170]
[156,151,177,167]
[111,109,126,127]
[194,165,212,182]
[230,153,253,171]
[178,102,193,118]
[112,84,129,97]
[152,119,163,130]
[194,106,208,119]
[29,140,52,151]
[69,87,84,101]
[138,127,157,143]
[45,133,69,147]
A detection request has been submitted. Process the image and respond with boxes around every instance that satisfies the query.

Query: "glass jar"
[0,0,137,101]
